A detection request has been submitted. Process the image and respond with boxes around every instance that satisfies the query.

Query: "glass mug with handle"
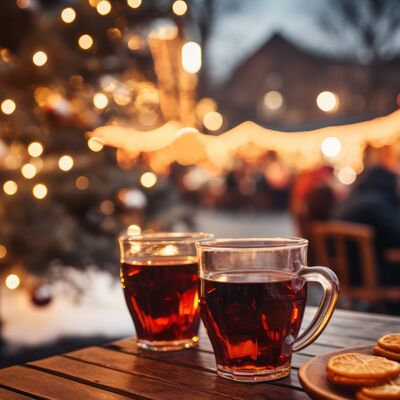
[119,232,213,351]
[196,237,339,382]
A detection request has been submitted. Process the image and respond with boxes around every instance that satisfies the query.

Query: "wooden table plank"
[67,346,308,400]
[0,366,131,400]
[0,387,34,400]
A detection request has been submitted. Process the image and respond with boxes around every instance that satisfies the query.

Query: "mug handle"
[292,265,340,352]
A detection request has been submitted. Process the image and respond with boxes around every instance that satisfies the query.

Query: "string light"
[21,163,37,179]
[1,99,16,115]
[87,137,104,152]
[317,91,338,112]
[140,172,157,188]
[78,34,94,50]
[97,0,111,15]
[93,93,108,109]
[127,0,141,8]
[172,0,187,16]
[182,42,201,74]
[33,183,47,199]
[203,111,223,131]
[0,244,7,259]
[263,91,284,111]
[5,274,20,290]
[321,137,341,158]
[75,176,89,190]
[3,180,18,195]
[61,7,76,23]
[28,142,43,157]
[58,155,74,171]
[32,51,47,67]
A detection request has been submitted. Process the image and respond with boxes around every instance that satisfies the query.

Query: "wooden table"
[0,308,399,400]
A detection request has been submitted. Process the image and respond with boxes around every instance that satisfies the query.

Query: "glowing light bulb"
[93,93,108,109]
[33,51,47,66]
[5,274,20,290]
[61,7,76,23]
[317,91,338,112]
[1,99,16,115]
[97,0,111,15]
[321,137,341,158]
[58,155,74,171]
[21,163,37,179]
[203,111,223,131]
[182,42,201,74]
[3,180,17,195]
[76,176,89,190]
[127,0,141,8]
[263,91,284,111]
[87,137,104,152]
[338,167,356,185]
[28,142,43,157]
[78,34,94,50]
[140,172,157,188]
[33,183,47,199]
[172,0,187,16]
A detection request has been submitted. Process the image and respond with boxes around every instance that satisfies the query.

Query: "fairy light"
[1,99,16,115]
[75,176,89,190]
[317,91,339,113]
[87,137,104,152]
[32,51,47,67]
[140,172,157,188]
[0,244,7,259]
[33,183,47,199]
[182,42,201,74]
[127,0,141,8]
[203,111,223,131]
[28,142,43,157]
[61,7,76,23]
[321,137,342,158]
[58,155,74,171]
[3,180,18,195]
[5,274,20,290]
[93,93,108,109]
[78,34,94,50]
[21,163,37,179]
[172,0,187,16]
[97,0,111,15]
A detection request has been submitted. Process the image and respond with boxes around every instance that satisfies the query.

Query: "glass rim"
[119,231,214,244]
[195,237,308,251]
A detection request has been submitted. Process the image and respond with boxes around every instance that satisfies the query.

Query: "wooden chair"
[311,220,400,308]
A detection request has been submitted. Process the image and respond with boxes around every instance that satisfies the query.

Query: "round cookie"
[327,372,388,387]
[327,353,400,379]
[360,376,400,399]
[374,345,400,362]
[378,334,400,353]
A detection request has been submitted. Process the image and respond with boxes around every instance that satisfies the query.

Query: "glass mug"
[119,232,213,351]
[196,238,339,382]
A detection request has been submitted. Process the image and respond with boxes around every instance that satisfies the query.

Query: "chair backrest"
[312,220,378,292]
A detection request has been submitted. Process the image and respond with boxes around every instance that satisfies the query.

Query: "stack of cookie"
[375,334,400,361]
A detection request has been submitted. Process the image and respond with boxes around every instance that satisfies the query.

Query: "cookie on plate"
[356,375,400,400]
[375,334,400,362]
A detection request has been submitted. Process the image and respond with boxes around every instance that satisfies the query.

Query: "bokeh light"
[182,42,201,74]
[338,167,356,185]
[75,176,89,190]
[5,274,20,290]
[61,7,76,23]
[58,155,74,171]
[140,172,157,188]
[127,0,141,8]
[97,0,111,15]
[93,93,108,109]
[172,0,188,16]
[1,99,16,115]
[321,137,341,158]
[0,244,7,259]
[88,137,104,152]
[32,51,47,67]
[78,34,94,50]
[127,224,141,235]
[21,163,37,179]
[3,180,18,195]
[317,91,338,112]
[33,183,48,199]
[203,111,223,131]
[16,0,30,9]
[28,142,43,157]
[100,200,115,215]
[263,91,284,111]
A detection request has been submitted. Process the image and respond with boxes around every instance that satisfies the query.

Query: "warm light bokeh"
[33,51,48,66]
[33,183,48,199]
[5,274,20,290]
[61,7,76,23]
[3,180,18,195]
[317,91,338,112]
[182,42,201,74]
[172,0,188,16]
[1,99,16,115]
[140,172,157,188]
[78,34,94,50]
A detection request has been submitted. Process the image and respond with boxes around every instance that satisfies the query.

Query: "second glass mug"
[119,232,213,351]
[196,237,339,382]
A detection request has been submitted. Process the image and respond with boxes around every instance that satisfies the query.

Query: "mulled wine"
[200,270,307,376]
